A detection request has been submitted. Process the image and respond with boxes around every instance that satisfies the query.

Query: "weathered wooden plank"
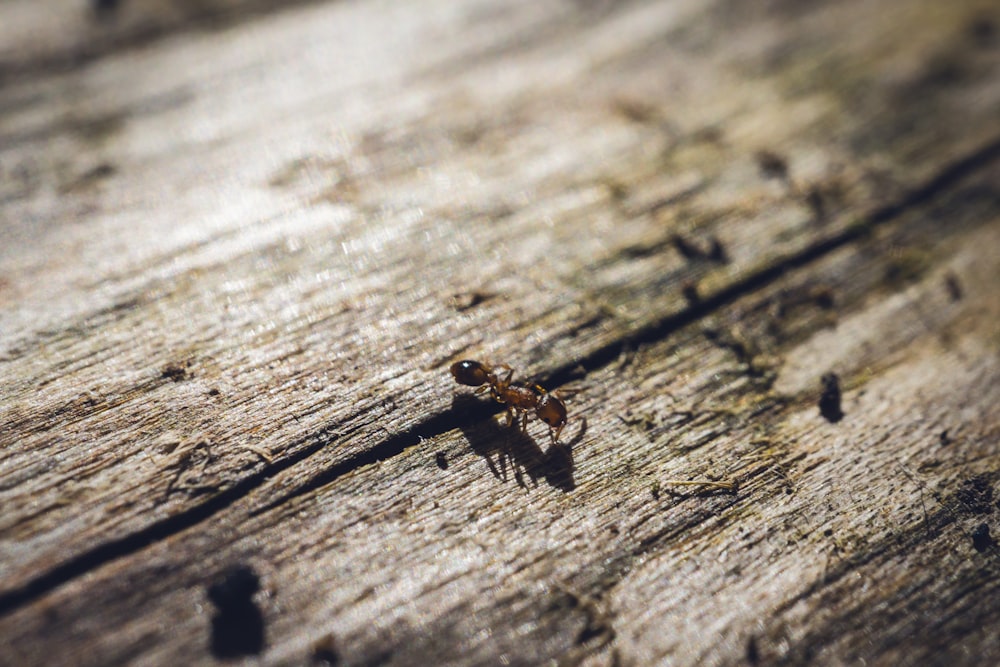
[2,0,996,599]
[1,0,999,664]
[3,159,998,666]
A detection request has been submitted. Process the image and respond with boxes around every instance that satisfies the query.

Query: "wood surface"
[1,0,999,665]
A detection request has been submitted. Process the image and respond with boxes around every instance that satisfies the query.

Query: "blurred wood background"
[1,0,999,665]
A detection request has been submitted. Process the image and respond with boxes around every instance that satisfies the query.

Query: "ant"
[450,360,568,444]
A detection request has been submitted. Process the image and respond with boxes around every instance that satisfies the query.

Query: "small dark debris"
[621,241,663,260]
[755,150,789,181]
[207,388,221,397]
[92,0,122,19]
[161,363,189,382]
[207,565,265,658]
[613,98,661,124]
[967,14,997,47]
[910,51,967,92]
[681,280,700,305]
[707,237,728,263]
[939,430,952,446]
[311,633,340,665]
[70,163,118,190]
[671,233,703,260]
[78,392,100,408]
[805,186,826,222]
[746,635,760,665]
[651,481,661,500]
[823,528,834,537]
[450,291,494,311]
[812,286,835,310]
[972,523,994,552]
[606,180,629,202]
[691,125,724,144]
[86,162,116,179]
[671,234,728,264]
[956,475,994,515]
[435,451,449,470]
[818,373,843,423]
[944,272,963,302]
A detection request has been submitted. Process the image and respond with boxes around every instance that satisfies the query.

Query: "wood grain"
[1,0,998,665]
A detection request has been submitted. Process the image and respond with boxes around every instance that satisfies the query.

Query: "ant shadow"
[451,395,584,492]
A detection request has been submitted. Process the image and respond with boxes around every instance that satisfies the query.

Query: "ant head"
[536,393,567,428]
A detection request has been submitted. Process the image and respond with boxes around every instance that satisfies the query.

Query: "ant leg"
[550,424,565,445]
[521,410,529,434]
[552,386,582,401]
[505,407,516,428]
[495,364,514,386]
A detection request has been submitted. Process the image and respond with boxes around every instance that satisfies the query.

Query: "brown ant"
[450,360,568,444]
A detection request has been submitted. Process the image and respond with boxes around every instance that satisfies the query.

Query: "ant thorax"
[497,384,538,410]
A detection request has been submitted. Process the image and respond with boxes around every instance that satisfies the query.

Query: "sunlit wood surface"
[1,0,999,664]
